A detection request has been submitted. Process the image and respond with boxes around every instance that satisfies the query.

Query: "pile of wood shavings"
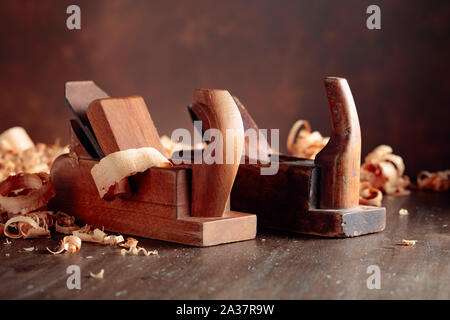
[0,127,157,258]
[360,145,410,195]
[359,145,411,206]
[45,225,157,257]
[0,126,69,241]
[286,120,329,160]
[0,127,69,182]
[417,170,449,192]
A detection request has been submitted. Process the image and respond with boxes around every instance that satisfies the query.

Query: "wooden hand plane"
[188,77,386,237]
[49,82,256,246]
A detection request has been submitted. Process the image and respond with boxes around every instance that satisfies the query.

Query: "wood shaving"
[90,269,104,279]
[119,237,158,256]
[90,147,172,199]
[3,212,52,239]
[417,170,449,192]
[0,127,35,153]
[399,208,409,215]
[2,210,79,239]
[359,145,411,206]
[286,120,329,159]
[160,135,205,158]
[0,172,56,214]
[360,145,410,196]
[401,239,417,246]
[72,225,124,246]
[53,211,79,235]
[0,127,68,183]
[359,182,383,207]
[47,235,82,254]
[23,247,35,252]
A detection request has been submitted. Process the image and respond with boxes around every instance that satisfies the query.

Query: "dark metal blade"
[65,81,108,158]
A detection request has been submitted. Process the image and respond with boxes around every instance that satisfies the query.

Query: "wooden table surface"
[0,191,448,300]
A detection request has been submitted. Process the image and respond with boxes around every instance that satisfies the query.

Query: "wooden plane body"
[231,155,385,237]
[189,77,386,237]
[49,83,256,246]
[50,153,256,246]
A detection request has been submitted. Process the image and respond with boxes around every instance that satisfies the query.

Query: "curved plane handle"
[315,77,361,209]
[189,89,244,217]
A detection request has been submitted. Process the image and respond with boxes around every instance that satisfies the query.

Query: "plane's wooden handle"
[190,89,244,217]
[315,77,361,209]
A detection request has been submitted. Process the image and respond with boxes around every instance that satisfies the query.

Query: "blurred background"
[0,0,448,176]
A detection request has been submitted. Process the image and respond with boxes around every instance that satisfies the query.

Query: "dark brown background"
[0,0,449,176]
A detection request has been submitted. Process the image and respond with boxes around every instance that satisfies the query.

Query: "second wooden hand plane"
[187,77,386,237]
[49,82,256,246]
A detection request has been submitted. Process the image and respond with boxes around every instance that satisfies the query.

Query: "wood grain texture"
[50,155,188,220]
[315,77,361,209]
[86,96,167,157]
[231,157,386,237]
[1,191,448,299]
[86,95,169,199]
[190,89,244,217]
[49,154,256,246]
[232,158,317,227]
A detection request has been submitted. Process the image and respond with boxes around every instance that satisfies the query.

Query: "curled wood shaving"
[72,225,124,246]
[160,135,205,158]
[3,210,78,239]
[120,237,138,249]
[361,145,410,196]
[399,208,409,215]
[53,211,79,235]
[286,120,329,159]
[47,235,82,254]
[0,127,68,183]
[0,172,56,214]
[401,239,417,246]
[3,212,52,239]
[90,269,104,279]
[359,182,383,207]
[90,147,172,199]
[119,237,158,256]
[417,170,449,192]
[23,247,35,252]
